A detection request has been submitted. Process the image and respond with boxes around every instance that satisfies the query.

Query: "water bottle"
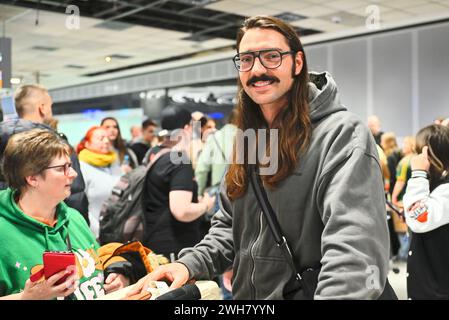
[123,154,130,166]
[121,154,132,174]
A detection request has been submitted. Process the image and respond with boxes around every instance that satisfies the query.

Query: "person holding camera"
[0,129,130,299]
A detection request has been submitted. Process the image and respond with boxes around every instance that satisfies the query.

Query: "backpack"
[98,148,170,245]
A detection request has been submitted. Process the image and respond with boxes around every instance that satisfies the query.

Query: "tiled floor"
[388,260,407,300]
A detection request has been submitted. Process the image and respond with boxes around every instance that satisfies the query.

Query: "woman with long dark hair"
[403,124,449,299]
[101,117,137,168]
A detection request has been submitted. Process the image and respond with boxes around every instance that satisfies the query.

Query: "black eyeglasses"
[232,49,296,72]
[43,163,73,176]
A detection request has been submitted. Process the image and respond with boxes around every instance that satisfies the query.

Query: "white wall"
[51,20,449,142]
[305,20,449,139]
[55,108,144,148]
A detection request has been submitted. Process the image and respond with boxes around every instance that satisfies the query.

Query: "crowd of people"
[1,15,448,300]
[368,116,449,299]
[0,83,227,300]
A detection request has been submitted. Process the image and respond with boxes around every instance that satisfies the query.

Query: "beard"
[43,116,58,130]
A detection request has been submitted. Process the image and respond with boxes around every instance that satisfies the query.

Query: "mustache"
[247,74,280,86]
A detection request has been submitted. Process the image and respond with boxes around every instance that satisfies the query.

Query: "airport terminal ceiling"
[2,0,449,92]
[2,0,322,40]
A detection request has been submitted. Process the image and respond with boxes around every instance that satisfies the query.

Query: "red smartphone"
[43,251,76,285]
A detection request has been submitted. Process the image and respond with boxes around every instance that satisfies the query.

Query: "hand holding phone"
[43,251,76,285]
[22,269,78,300]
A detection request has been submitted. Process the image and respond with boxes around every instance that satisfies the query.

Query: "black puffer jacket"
[0,119,89,224]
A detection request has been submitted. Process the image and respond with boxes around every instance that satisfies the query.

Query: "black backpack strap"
[145,148,172,172]
[141,147,172,202]
[126,147,139,168]
[140,148,173,239]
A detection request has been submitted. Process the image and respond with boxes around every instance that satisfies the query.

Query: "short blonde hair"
[14,84,48,117]
[403,136,416,154]
[380,132,398,157]
[2,129,70,191]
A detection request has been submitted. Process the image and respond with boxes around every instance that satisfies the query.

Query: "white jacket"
[403,171,449,233]
[80,161,122,238]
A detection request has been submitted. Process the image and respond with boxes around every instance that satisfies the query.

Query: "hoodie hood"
[308,71,347,123]
[0,119,51,154]
[0,188,72,250]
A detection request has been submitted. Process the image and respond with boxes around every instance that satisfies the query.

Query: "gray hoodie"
[178,72,390,299]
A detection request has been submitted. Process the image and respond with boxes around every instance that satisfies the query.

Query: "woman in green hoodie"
[0,129,129,299]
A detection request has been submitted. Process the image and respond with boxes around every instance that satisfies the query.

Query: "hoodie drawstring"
[62,225,72,251]
[44,227,50,251]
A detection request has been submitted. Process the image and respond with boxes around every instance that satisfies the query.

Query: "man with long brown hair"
[129,16,395,299]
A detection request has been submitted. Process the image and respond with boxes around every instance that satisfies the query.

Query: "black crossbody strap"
[248,164,313,297]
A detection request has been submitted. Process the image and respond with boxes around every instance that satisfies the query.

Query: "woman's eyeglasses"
[43,163,73,176]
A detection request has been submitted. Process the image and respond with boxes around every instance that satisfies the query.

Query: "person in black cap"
[160,105,191,132]
[142,105,193,164]
[141,105,215,261]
